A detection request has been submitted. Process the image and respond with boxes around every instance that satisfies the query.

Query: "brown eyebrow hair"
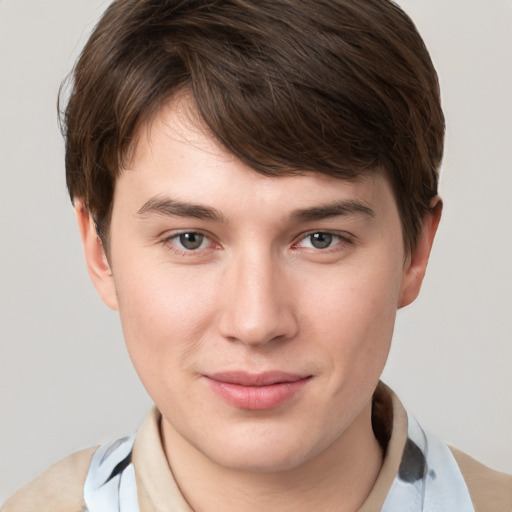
[137,196,225,222]
[291,200,375,222]
[138,195,374,224]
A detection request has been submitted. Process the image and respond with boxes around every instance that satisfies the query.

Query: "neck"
[161,401,383,512]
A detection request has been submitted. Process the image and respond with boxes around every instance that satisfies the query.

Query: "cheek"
[112,260,219,384]
[301,257,403,369]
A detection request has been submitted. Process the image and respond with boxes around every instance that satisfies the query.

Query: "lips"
[204,371,311,410]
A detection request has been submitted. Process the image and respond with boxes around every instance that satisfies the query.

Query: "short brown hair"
[61,0,444,253]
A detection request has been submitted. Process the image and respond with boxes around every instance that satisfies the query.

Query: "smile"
[204,371,312,410]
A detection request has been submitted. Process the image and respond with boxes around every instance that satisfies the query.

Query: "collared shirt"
[3,384,511,511]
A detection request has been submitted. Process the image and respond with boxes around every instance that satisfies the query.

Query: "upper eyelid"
[162,229,213,241]
[293,229,354,243]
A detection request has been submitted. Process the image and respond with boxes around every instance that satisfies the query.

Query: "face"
[79,99,437,474]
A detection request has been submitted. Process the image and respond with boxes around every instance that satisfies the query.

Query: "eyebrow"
[137,195,374,224]
[137,196,225,222]
[290,200,375,222]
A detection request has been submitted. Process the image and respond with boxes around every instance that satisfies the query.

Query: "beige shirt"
[3,384,511,511]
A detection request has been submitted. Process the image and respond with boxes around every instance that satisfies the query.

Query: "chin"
[198,424,328,474]
[210,445,313,474]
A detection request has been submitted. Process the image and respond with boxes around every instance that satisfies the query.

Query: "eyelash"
[292,231,354,252]
[161,231,218,256]
[160,230,354,256]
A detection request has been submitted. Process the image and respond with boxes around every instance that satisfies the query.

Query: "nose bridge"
[218,245,297,346]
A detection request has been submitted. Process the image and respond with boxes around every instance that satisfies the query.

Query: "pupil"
[179,232,203,250]
[311,233,332,249]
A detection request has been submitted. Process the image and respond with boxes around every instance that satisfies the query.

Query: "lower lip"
[205,377,310,410]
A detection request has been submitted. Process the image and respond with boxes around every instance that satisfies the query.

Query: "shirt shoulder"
[1,446,98,512]
[450,446,512,512]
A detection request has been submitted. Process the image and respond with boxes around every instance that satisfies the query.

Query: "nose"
[217,250,299,347]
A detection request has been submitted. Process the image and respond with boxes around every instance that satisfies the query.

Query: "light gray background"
[1,0,511,502]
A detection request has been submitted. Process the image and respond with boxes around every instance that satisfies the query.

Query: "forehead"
[117,99,397,221]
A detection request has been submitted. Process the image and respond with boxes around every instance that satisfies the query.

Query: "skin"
[77,98,441,511]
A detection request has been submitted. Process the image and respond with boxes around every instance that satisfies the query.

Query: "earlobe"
[75,201,119,311]
[398,197,442,308]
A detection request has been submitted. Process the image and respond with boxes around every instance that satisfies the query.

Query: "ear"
[75,201,119,310]
[398,197,442,308]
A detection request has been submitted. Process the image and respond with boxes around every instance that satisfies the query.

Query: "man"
[3,0,511,510]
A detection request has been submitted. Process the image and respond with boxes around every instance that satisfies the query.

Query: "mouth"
[204,371,312,410]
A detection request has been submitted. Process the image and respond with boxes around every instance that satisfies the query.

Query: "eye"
[170,232,210,250]
[308,232,334,249]
[295,232,351,250]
